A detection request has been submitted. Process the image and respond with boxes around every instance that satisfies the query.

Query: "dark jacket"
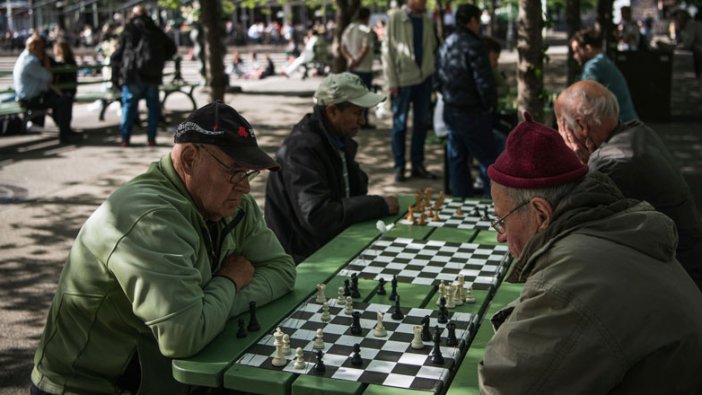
[265,107,388,263]
[480,172,702,394]
[49,58,77,96]
[589,120,702,290]
[111,15,176,86]
[435,27,496,112]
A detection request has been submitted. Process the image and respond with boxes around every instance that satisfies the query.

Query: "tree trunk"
[597,0,615,55]
[565,0,581,86]
[333,0,361,73]
[517,0,544,121]
[201,0,226,101]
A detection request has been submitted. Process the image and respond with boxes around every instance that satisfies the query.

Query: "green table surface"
[173,195,510,394]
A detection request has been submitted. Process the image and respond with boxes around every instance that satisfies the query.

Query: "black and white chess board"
[236,298,477,392]
[397,199,496,230]
[339,237,510,290]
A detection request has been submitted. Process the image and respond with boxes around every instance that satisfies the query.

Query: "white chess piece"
[446,284,456,308]
[465,286,476,304]
[344,296,354,314]
[271,328,287,366]
[376,220,387,233]
[282,334,291,355]
[293,347,305,369]
[373,311,387,337]
[321,302,331,322]
[313,328,325,350]
[411,325,424,349]
[315,283,326,304]
[455,278,465,306]
[337,286,346,305]
[436,281,446,305]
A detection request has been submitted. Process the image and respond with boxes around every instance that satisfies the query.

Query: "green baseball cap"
[313,72,385,108]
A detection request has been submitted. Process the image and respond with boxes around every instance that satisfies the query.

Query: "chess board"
[397,198,496,230]
[236,298,478,392]
[338,237,510,290]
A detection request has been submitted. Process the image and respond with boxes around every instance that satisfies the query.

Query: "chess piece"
[417,212,426,225]
[472,206,480,217]
[351,311,363,335]
[482,206,490,221]
[351,343,363,366]
[271,328,287,367]
[314,350,326,373]
[315,283,326,304]
[432,210,440,221]
[344,279,351,297]
[455,207,463,217]
[313,328,325,350]
[406,206,414,222]
[431,326,445,364]
[411,325,424,349]
[377,277,386,295]
[421,315,432,341]
[283,333,291,355]
[376,220,388,233]
[373,311,387,337]
[236,318,247,338]
[465,287,476,304]
[321,302,331,322]
[337,286,346,305]
[247,301,260,331]
[436,281,446,306]
[344,296,354,314]
[446,322,458,347]
[438,297,449,324]
[456,276,466,305]
[391,294,404,320]
[446,284,456,309]
[389,275,398,301]
[293,347,305,369]
[350,273,361,298]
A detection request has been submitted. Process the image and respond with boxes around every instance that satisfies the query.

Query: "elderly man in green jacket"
[31,102,296,394]
[479,116,702,393]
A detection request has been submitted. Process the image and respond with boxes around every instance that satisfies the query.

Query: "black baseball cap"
[174,101,280,171]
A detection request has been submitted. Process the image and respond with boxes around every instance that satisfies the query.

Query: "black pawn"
[350,274,361,298]
[350,311,362,335]
[431,326,444,364]
[472,206,480,216]
[247,301,260,331]
[391,294,404,320]
[236,318,247,338]
[344,279,351,297]
[389,275,398,301]
[482,206,490,220]
[421,315,432,341]
[314,350,326,373]
[446,321,458,347]
[438,297,448,324]
[377,277,386,295]
[350,343,363,366]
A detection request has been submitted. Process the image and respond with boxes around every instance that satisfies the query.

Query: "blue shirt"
[581,53,639,123]
[410,15,423,67]
[13,49,50,100]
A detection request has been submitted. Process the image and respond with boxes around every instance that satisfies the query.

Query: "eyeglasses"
[490,200,530,234]
[199,144,260,185]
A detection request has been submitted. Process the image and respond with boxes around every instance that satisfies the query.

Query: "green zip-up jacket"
[32,154,296,394]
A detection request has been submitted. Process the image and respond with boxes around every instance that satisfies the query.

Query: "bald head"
[556,80,619,139]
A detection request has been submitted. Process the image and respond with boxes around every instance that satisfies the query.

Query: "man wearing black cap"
[265,73,399,263]
[31,102,296,394]
[479,116,702,393]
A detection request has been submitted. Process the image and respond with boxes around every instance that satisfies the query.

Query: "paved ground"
[0,48,700,394]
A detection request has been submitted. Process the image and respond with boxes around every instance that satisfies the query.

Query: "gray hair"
[559,86,619,132]
[502,180,580,209]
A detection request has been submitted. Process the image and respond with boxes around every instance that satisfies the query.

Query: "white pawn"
[321,302,331,322]
[313,328,325,350]
[282,333,291,355]
[293,347,305,369]
[446,284,456,308]
[344,296,354,314]
[373,311,387,337]
[411,325,424,349]
[465,286,476,304]
[316,283,327,304]
[436,281,446,305]
[271,328,287,366]
[337,286,346,305]
[456,275,466,303]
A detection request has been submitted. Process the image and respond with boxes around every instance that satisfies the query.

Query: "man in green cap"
[266,72,399,263]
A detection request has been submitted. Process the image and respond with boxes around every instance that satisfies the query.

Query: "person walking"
[111,5,176,147]
[341,7,376,128]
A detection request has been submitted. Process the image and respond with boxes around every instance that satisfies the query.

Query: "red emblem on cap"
[238,126,249,138]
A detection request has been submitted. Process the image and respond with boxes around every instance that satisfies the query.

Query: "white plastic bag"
[433,94,449,138]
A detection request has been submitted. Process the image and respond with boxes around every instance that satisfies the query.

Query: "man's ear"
[179,144,199,175]
[530,197,553,231]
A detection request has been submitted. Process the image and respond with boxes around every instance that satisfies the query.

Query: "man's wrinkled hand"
[217,254,255,291]
[385,196,400,215]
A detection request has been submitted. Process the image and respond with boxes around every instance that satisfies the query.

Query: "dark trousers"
[20,90,74,138]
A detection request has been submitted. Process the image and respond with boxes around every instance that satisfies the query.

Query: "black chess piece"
[389,275,398,301]
[314,349,326,373]
[351,311,362,335]
[421,315,432,341]
[438,297,448,324]
[350,343,363,366]
[472,206,480,216]
[391,294,404,320]
[482,206,490,220]
[377,277,386,295]
[247,301,260,331]
[431,326,444,364]
[350,273,361,298]
[236,318,247,338]
[446,321,458,347]
[344,279,351,297]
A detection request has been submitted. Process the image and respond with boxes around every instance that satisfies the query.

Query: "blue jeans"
[443,108,497,198]
[352,71,373,124]
[121,83,160,142]
[391,77,432,171]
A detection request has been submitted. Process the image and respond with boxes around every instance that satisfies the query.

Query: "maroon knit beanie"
[487,114,587,189]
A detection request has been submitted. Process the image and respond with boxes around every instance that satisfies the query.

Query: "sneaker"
[147,139,157,147]
[120,138,130,147]
[411,165,438,180]
[394,169,406,182]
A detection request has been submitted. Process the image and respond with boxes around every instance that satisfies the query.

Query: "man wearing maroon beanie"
[479,116,702,393]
